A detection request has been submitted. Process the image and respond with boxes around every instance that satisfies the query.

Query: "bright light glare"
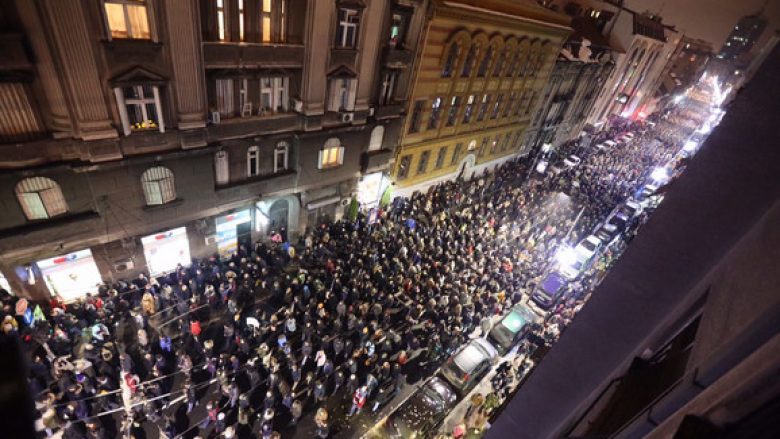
[683,140,698,152]
[556,246,578,268]
[651,167,669,182]
[673,95,684,104]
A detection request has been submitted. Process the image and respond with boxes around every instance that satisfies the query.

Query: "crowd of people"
[0,108,699,439]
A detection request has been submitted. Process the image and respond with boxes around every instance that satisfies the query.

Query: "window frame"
[247,145,260,177]
[214,150,230,185]
[216,0,227,41]
[409,100,424,133]
[428,97,443,130]
[336,7,361,49]
[368,125,384,152]
[141,166,176,206]
[396,154,412,180]
[462,94,475,124]
[15,177,68,221]
[274,141,289,173]
[379,71,398,105]
[451,143,463,166]
[327,77,357,112]
[416,150,430,175]
[318,138,344,169]
[103,0,152,40]
[434,146,448,170]
[114,85,165,136]
[259,76,290,114]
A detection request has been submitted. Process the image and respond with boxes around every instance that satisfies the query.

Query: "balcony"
[0,33,33,71]
[361,149,394,173]
[203,42,305,69]
[373,103,405,120]
[207,113,302,140]
[382,46,413,69]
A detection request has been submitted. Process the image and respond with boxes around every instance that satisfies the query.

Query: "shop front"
[36,249,103,302]
[357,172,390,208]
[141,227,191,277]
[215,209,252,257]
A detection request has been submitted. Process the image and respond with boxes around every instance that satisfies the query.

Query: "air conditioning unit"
[341,112,354,123]
[205,235,217,246]
[211,111,221,124]
[114,259,135,272]
[292,98,304,113]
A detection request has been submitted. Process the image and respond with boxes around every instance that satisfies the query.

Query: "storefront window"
[37,249,103,302]
[141,227,191,277]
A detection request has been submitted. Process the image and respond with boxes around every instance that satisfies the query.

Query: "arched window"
[477,46,493,77]
[214,151,229,185]
[247,146,260,177]
[319,137,344,169]
[274,141,289,172]
[15,177,68,220]
[141,166,176,206]
[442,42,460,78]
[368,125,384,151]
[493,48,507,77]
[461,44,478,77]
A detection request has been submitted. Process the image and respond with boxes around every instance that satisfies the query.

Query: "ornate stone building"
[0,0,426,300]
[389,0,571,196]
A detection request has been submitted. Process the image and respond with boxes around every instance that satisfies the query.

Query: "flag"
[33,305,46,323]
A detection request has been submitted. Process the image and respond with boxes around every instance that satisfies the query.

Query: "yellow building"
[392,0,571,195]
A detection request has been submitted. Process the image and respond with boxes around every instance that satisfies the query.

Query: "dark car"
[488,304,540,354]
[384,377,457,438]
[530,272,567,310]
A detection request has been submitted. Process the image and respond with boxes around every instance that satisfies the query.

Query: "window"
[15,177,68,220]
[260,0,283,43]
[416,151,430,175]
[141,166,176,206]
[491,94,503,119]
[216,79,234,118]
[114,85,164,136]
[389,13,406,48]
[435,146,448,169]
[489,135,500,154]
[501,133,511,151]
[504,92,516,117]
[260,77,289,113]
[279,0,286,42]
[478,46,493,77]
[428,97,443,130]
[274,141,289,172]
[446,96,461,126]
[451,143,463,165]
[409,100,424,133]
[216,0,227,41]
[105,0,150,39]
[477,137,488,157]
[319,138,344,169]
[215,151,229,185]
[336,8,360,48]
[442,43,460,77]
[379,71,398,105]
[239,78,250,116]
[238,0,245,41]
[493,49,507,77]
[368,126,384,152]
[0,82,44,143]
[396,155,411,180]
[328,78,357,112]
[461,44,478,77]
[247,146,260,177]
[463,94,475,123]
[507,50,520,78]
[476,94,490,122]
[525,91,537,115]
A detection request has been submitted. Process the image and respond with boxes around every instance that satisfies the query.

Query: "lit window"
[216,78,234,118]
[274,141,289,172]
[389,13,406,48]
[446,96,461,126]
[15,177,68,220]
[319,138,344,169]
[416,150,430,175]
[141,166,176,206]
[280,0,286,42]
[327,78,357,112]
[409,100,424,133]
[368,126,384,152]
[247,146,260,177]
[214,151,229,185]
[396,155,411,180]
[336,8,360,48]
[463,94,475,123]
[105,0,150,39]
[260,77,289,113]
[262,0,272,42]
[217,0,227,41]
[489,135,500,154]
[428,97,443,129]
[239,0,245,41]
[114,85,164,136]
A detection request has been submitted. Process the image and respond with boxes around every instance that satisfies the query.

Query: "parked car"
[594,223,619,246]
[595,140,617,150]
[607,211,630,235]
[440,338,499,393]
[488,304,541,354]
[563,154,581,168]
[530,271,567,310]
[384,377,457,438]
[620,200,643,218]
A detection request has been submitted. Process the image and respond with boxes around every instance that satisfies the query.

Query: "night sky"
[624,0,780,49]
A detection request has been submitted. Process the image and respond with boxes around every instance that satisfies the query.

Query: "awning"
[307,196,341,210]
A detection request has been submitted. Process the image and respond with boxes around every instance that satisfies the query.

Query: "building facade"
[0,0,426,301]
[522,15,615,154]
[389,0,571,196]
[649,36,712,112]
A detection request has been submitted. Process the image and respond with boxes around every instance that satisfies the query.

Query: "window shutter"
[327,80,339,112]
[21,192,47,220]
[144,181,162,205]
[317,149,323,169]
[347,79,358,111]
[40,187,67,216]
[337,146,345,165]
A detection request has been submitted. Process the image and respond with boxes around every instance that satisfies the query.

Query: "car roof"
[453,344,488,372]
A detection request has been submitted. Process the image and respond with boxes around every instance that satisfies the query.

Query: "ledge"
[0,210,99,240]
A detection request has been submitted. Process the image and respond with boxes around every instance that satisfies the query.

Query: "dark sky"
[625,0,780,49]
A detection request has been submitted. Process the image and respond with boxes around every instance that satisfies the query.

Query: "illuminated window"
[141,166,176,205]
[489,135,500,154]
[319,138,344,169]
[442,42,460,77]
[336,8,360,48]
[416,150,430,175]
[389,13,406,48]
[247,146,260,177]
[15,177,68,220]
[262,0,272,42]
[462,94,475,123]
[397,155,411,180]
[104,0,150,39]
[446,96,461,126]
[428,97,443,129]
[114,85,164,135]
[238,0,245,41]
[217,0,227,41]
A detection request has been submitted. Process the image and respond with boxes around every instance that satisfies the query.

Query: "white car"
[620,200,643,218]
[574,235,602,261]
[563,154,581,168]
[595,140,617,150]
[559,236,601,280]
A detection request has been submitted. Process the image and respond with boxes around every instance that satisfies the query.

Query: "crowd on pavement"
[0,107,700,439]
